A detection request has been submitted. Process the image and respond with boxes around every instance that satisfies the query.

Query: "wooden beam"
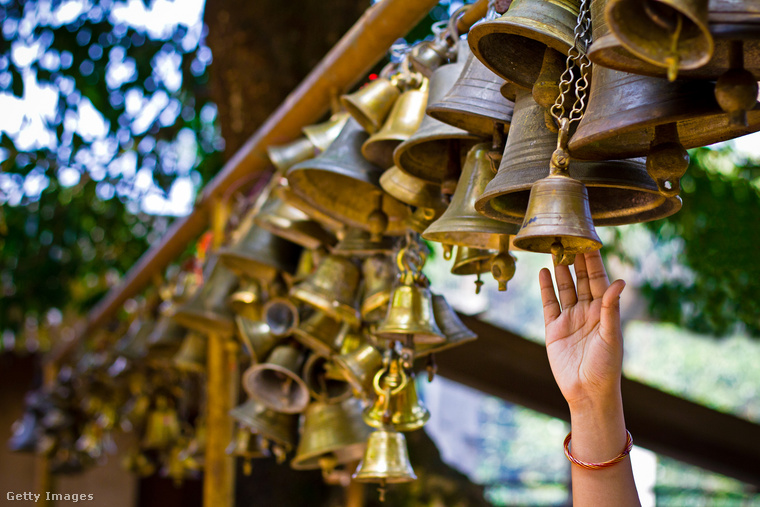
[436,315,760,486]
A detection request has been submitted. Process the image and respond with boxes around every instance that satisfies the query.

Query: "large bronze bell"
[332,227,397,258]
[605,0,713,80]
[142,396,182,450]
[302,112,351,152]
[229,397,298,454]
[234,317,280,364]
[467,0,579,90]
[302,354,353,403]
[512,170,603,265]
[450,246,495,295]
[287,118,410,235]
[362,81,429,169]
[416,294,478,357]
[333,342,384,397]
[277,181,348,235]
[291,398,372,471]
[360,255,396,323]
[476,89,682,225]
[379,166,445,210]
[242,345,310,414]
[341,78,402,134]
[228,279,263,322]
[254,192,337,250]
[423,143,519,251]
[427,49,515,138]
[266,137,318,174]
[589,0,760,80]
[393,50,482,185]
[352,429,417,484]
[568,66,760,161]
[218,220,301,285]
[263,297,300,337]
[291,311,343,358]
[289,255,362,328]
[171,256,236,336]
[363,359,430,432]
[173,332,207,373]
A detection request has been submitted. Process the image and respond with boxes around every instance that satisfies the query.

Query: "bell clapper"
[716,41,759,128]
[243,458,252,476]
[647,123,689,197]
[367,191,389,242]
[491,236,516,290]
[425,354,437,382]
[378,479,387,502]
[487,122,506,174]
[273,444,287,464]
[442,244,453,261]
[664,10,683,82]
[474,268,483,294]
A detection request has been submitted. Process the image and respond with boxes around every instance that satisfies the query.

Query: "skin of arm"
[538,250,641,507]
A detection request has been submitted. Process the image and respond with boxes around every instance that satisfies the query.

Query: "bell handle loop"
[444,4,468,47]
[371,364,408,398]
[550,119,571,176]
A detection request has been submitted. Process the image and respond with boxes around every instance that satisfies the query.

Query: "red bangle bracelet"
[564,430,633,470]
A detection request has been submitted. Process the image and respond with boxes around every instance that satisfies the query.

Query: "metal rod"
[49,0,446,364]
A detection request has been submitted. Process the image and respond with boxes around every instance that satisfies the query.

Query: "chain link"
[550,0,592,126]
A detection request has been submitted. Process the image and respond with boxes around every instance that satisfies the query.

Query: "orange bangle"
[564,430,633,470]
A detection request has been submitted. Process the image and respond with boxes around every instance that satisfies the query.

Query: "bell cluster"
[9,0,759,498]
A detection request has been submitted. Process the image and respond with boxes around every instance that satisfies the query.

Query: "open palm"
[539,251,626,408]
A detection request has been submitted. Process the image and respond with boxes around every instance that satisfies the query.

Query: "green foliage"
[0,0,223,342]
[639,147,760,337]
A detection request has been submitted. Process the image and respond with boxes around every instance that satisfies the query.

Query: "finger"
[584,250,610,300]
[599,279,626,342]
[554,262,577,309]
[574,252,592,302]
[539,268,561,325]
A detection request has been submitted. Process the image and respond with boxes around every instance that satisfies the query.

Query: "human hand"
[539,251,626,410]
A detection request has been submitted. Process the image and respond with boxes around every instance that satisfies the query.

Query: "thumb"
[600,279,625,339]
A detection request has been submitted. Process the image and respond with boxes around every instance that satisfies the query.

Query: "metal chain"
[550,0,592,126]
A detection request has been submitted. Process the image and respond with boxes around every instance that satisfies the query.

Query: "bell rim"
[243,365,310,415]
[422,222,518,251]
[229,403,297,449]
[352,471,418,484]
[302,354,354,403]
[373,326,446,344]
[171,309,235,337]
[291,442,368,470]
[217,249,281,283]
[255,214,337,251]
[426,102,513,139]
[394,135,482,184]
[361,137,405,169]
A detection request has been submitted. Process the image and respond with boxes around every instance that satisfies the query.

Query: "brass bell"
[263,297,300,337]
[234,317,280,364]
[512,171,602,266]
[335,324,365,356]
[476,89,682,224]
[218,222,302,285]
[229,398,298,452]
[379,166,445,210]
[426,49,514,139]
[363,359,430,432]
[410,35,457,77]
[416,294,478,358]
[362,81,429,169]
[173,332,207,373]
[277,181,348,235]
[254,192,337,250]
[302,112,351,152]
[333,342,384,397]
[171,255,237,336]
[147,315,185,360]
[332,227,397,258]
[393,50,482,185]
[406,206,445,236]
[450,246,495,295]
[242,345,310,414]
[142,396,182,450]
[228,279,263,322]
[289,255,362,328]
[302,354,353,403]
[568,65,760,161]
[287,118,410,235]
[605,0,713,80]
[341,78,402,134]
[423,143,519,251]
[115,318,154,361]
[266,137,318,174]
[292,311,343,358]
[352,429,417,485]
[467,0,579,89]
[360,255,396,323]
[227,426,270,475]
[291,398,372,470]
